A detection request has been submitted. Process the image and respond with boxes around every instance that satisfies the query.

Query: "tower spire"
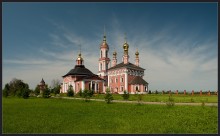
[124,33,127,43]
[103,25,106,43]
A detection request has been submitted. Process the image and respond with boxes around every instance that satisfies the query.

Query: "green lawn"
[74,93,218,103]
[2,97,218,134]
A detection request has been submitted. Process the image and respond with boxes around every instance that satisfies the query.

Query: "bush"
[67,85,74,97]
[122,91,129,100]
[83,89,91,102]
[148,90,151,94]
[166,96,175,107]
[155,90,158,94]
[88,90,94,97]
[78,89,83,97]
[104,88,113,104]
[42,87,50,98]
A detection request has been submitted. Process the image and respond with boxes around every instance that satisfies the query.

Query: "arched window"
[100,50,102,58]
[100,63,102,70]
[106,50,108,58]
[106,63,108,70]
[121,77,123,82]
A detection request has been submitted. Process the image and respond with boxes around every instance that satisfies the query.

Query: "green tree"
[50,79,61,95]
[42,87,50,98]
[3,78,31,98]
[67,85,74,97]
[104,88,113,104]
[3,83,10,97]
[122,90,129,100]
[22,88,30,99]
[34,85,40,96]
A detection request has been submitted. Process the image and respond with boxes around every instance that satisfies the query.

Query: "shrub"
[67,85,74,97]
[166,96,175,107]
[88,90,94,97]
[77,89,83,97]
[42,87,50,98]
[122,91,129,100]
[104,88,113,104]
[155,90,158,94]
[148,90,151,94]
[190,98,194,103]
[83,89,91,102]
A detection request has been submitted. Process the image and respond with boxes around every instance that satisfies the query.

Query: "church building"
[98,33,148,94]
[60,30,148,94]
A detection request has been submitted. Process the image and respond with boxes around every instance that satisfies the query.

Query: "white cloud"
[3,19,217,92]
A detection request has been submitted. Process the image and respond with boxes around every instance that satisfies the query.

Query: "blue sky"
[3,2,218,91]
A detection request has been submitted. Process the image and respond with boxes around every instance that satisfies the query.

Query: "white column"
[125,71,128,91]
[95,82,97,93]
[82,81,85,91]
[62,81,64,93]
[90,81,92,90]
[108,75,110,87]
[72,82,75,93]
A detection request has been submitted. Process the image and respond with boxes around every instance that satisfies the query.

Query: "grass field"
[2,97,218,134]
[58,93,218,103]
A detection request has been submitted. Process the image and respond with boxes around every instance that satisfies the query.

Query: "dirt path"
[53,96,218,107]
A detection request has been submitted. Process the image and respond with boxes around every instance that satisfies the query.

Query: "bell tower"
[123,33,129,64]
[98,27,110,77]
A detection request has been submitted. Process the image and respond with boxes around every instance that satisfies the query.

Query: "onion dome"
[113,49,117,56]
[100,35,109,49]
[123,41,129,52]
[135,49,139,56]
[123,33,129,53]
[76,52,83,61]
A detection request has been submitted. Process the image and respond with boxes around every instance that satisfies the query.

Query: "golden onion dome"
[76,53,83,61]
[135,49,139,56]
[123,42,129,51]
[113,50,117,56]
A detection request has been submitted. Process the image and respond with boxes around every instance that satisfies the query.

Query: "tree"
[67,85,74,97]
[22,88,30,99]
[50,79,61,95]
[42,87,50,98]
[3,83,10,97]
[3,78,31,98]
[104,88,113,104]
[122,90,129,100]
[34,85,40,96]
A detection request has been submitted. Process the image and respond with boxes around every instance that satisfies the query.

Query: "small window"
[121,77,123,82]
[115,78,118,83]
